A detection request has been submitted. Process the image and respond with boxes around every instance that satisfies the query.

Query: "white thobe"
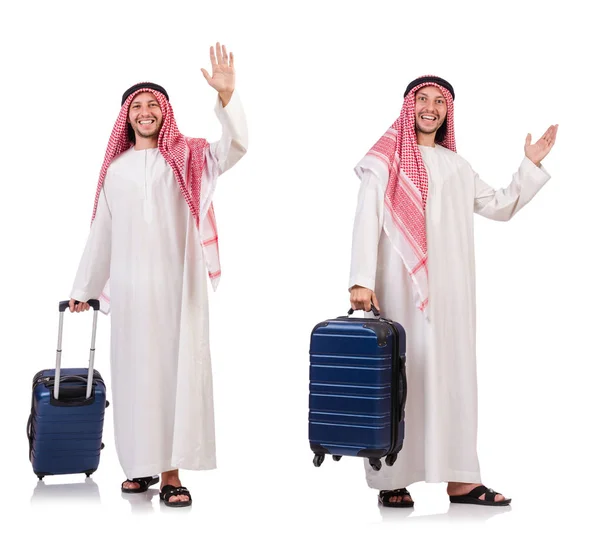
[70,91,248,479]
[349,145,550,489]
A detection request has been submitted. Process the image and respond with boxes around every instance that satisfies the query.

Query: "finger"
[230,51,234,68]
[209,46,217,70]
[544,124,557,144]
[542,125,552,138]
[543,129,553,144]
[549,125,558,147]
[364,298,372,312]
[215,41,223,64]
[525,133,531,147]
[69,300,74,312]
[201,68,211,82]
[222,44,228,64]
[352,296,363,310]
[372,293,380,311]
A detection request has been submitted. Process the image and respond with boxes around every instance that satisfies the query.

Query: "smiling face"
[127,92,163,142]
[414,86,448,141]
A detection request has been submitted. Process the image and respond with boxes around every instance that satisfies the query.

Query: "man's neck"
[416,131,436,147]
[133,136,159,150]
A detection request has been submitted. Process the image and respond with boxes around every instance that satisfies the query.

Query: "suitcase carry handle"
[54,299,100,401]
[26,413,33,457]
[347,304,381,317]
[399,357,407,420]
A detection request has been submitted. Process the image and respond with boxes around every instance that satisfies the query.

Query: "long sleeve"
[207,90,248,175]
[474,157,551,221]
[348,169,386,292]
[70,187,112,303]
[200,90,248,218]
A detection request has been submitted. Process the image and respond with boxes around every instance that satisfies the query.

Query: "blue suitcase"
[27,299,108,479]
[308,308,407,470]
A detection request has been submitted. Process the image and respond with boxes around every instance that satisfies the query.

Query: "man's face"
[127,92,163,140]
[414,86,448,136]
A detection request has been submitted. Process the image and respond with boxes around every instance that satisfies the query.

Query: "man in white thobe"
[68,43,248,507]
[349,75,557,507]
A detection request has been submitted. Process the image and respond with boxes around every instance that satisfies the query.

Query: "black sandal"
[160,484,192,507]
[378,488,414,508]
[121,475,159,494]
[449,485,511,506]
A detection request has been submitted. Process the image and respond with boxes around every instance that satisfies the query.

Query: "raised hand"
[525,124,558,167]
[201,42,235,106]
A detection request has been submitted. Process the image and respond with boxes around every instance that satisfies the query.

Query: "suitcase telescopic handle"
[54,299,100,401]
[59,299,100,312]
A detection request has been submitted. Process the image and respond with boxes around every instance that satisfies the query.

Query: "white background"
[1,0,598,532]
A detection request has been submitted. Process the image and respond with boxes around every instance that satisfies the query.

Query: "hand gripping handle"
[347,304,381,317]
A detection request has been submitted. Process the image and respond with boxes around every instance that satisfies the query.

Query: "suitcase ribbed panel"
[309,321,395,454]
[29,373,106,476]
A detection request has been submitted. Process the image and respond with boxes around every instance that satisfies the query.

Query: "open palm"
[201,42,235,94]
[525,125,558,166]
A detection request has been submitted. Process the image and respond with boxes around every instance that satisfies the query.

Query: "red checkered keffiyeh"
[92,86,221,309]
[357,78,456,315]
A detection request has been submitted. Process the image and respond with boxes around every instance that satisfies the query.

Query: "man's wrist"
[525,154,542,168]
[218,90,234,107]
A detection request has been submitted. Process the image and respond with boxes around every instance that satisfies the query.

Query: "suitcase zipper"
[378,318,406,456]
[32,374,105,391]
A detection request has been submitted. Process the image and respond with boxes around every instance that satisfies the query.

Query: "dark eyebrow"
[416,91,445,101]
[131,99,158,105]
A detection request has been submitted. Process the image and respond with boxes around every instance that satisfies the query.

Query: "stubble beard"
[415,120,440,136]
[132,123,161,139]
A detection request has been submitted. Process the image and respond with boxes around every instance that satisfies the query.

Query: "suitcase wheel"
[332,455,342,462]
[313,454,325,467]
[37,475,44,480]
[385,453,398,467]
[369,459,382,471]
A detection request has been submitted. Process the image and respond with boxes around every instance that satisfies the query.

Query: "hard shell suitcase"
[308,308,407,470]
[27,299,109,479]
